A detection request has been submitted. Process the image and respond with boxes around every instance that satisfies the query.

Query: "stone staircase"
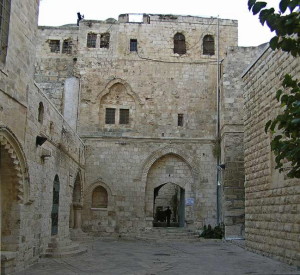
[42,237,87,258]
[137,227,200,242]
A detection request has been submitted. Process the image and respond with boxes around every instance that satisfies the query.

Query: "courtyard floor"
[17,238,300,275]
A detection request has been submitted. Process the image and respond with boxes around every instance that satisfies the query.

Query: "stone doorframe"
[140,146,199,227]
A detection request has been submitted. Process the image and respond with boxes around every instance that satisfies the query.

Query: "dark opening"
[203,35,215,55]
[130,39,137,52]
[100,33,110,48]
[87,33,97,48]
[119,109,129,124]
[105,108,115,124]
[49,40,60,53]
[174,33,186,55]
[178,114,184,126]
[62,39,72,54]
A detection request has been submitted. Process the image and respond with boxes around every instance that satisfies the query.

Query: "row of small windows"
[86,32,215,55]
[105,108,184,127]
[105,108,129,125]
[87,32,110,48]
[49,39,72,54]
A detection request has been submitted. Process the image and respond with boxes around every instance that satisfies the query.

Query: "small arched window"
[203,35,215,55]
[92,186,108,208]
[38,102,44,123]
[174,33,186,55]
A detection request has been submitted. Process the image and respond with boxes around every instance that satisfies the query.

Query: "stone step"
[45,243,81,253]
[43,246,87,258]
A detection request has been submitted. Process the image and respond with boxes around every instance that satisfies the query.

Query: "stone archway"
[0,127,30,252]
[144,153,194,228]
[69,172,83,230]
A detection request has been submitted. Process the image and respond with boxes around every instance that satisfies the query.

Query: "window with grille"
[203,35,215,55]
[178,114,184,126]
[62,39,72,54]
[100,33,110,48]
[105,108,115,124]
[38,102,44,123]
[174,33,186,55]
[0,0,11,63]
[87,33,97,48]
[49,40,60,53]
[130,39,137,52]
[119,109,129,124]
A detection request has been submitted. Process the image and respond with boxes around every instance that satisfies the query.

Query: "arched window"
[38,102,44,123]
[92,186,108,208]
[203,35,215,55]
[174,33,186,55]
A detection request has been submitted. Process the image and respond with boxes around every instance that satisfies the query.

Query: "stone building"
[1,0,299,273]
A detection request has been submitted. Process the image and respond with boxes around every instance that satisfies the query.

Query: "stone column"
[73,203,83,229]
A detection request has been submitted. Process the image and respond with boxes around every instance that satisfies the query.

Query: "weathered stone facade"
[1,1,85,273]
[1,1,299,273]
[243,48,300,266]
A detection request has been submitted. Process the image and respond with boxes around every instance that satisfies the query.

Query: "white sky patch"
[38,0,280,46]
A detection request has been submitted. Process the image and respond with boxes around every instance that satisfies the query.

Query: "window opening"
[100,33,110,48]
[62,39,72,54]
[87,33,97,48]
[105,108,115,124]
[203,35,215,55]
[178,114,184,126]
[119,109,129,124]
[92,186,108,208]
[38,102,44,123]
[174,33,186,55]
[49,40,60,53]
[130,39,137,52]
[0,0,11,63]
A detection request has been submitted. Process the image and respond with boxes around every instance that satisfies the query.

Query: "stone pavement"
[17,238,300,275]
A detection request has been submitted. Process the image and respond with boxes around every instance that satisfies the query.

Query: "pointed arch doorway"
[153,183,185,227]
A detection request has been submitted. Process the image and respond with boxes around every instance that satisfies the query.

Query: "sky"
[38,0,280,47]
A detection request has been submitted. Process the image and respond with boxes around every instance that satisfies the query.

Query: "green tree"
[248,0,300,178]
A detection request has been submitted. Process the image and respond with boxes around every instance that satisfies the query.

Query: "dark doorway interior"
[153,183,185,227]
[51,175,60,235]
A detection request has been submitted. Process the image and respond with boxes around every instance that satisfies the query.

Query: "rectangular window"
[105,108,115,124]
[62,39,72,54]
[49,40,60,53]
[178,114,184,126]
[119,109,129,124]
[130,39,137,52]
[87,33,97,48]
[100,33,110,49]
[0,0,11,63]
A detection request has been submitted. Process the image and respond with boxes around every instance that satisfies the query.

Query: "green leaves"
[279,0,290,13]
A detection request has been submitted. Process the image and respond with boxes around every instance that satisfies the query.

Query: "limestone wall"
[220,44,267,239]
[243,48,300,266]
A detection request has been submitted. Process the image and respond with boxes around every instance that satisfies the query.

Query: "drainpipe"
[216,15,221,225]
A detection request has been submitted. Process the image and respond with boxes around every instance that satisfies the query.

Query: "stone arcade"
[0,1,299,273]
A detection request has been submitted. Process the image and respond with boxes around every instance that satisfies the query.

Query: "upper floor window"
[49,40,60,53]
[105,108,115,124]
[87,33,97,48]
[100,33,110,49]
[0,0,11,63]
[178,114,184,126]
[38,102,44,123]
[130,39,137,52]
[119,109,129,124]
[174,33,186,55]
[203,35,215,55]
[62,39,72,54]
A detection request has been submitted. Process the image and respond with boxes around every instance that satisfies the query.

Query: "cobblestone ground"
[17,239,300,275]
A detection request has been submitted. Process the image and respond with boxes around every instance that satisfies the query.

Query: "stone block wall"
[220,44,267,239]
[243,47,300,266]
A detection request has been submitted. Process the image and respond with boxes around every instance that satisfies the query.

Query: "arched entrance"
[144,153,194,228]
[0,144,20,251]
[153,183,185,227]
[69,172,82,230]
[51,175,60,235]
